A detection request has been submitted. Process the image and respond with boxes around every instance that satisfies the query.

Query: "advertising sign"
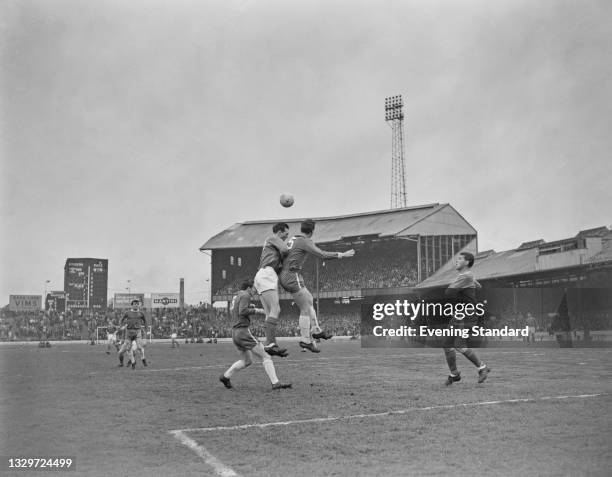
[9,295,42,312]
[151,293,180,309]
[113,293,145,308]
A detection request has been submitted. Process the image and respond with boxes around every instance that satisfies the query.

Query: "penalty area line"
[172,392,611,433]
[170,430,241,477]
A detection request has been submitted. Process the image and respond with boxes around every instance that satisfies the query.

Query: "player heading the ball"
[279,219,355,353]
[253,222,290,357]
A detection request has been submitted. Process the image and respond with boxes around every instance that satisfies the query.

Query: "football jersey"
[122,311,146,330]
[445,270,481,304]
[281,235,339,272]
[231,290,258,329]
[258,235,288,271]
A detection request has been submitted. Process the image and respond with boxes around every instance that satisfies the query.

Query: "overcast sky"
[2,0,611,304]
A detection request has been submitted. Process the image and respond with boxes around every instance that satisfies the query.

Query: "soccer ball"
[280,194,294,208]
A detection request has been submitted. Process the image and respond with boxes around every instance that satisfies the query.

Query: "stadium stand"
[417,226,612,334]
[204,204,477,298]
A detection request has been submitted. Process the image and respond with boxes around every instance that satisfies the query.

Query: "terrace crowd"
[0,306,361,341]
[214,240,418,296]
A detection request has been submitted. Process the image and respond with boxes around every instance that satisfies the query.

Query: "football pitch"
[1,340,611,477]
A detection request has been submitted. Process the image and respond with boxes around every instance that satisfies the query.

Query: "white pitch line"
[170,430,240,477]
[172,392,611,433]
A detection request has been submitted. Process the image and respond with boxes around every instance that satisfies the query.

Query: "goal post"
[95,326,107,344]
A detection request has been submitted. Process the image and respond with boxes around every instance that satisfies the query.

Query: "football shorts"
[254,266,278,294]
[279,270,305,294]
[232,327,258,351]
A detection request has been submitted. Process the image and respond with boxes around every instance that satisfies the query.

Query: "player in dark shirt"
[279,219,354,353]
[219,280,291,390]
[443,252,490,385]
[253,222,290,357]
[118,300,148,369]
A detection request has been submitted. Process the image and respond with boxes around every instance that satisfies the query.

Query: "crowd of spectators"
[213,240,419,296]
[1,309,102,341]
[6,299,608,343]
[0,304,361,341]
[148,307,233,339]
[301,253,417,291]
[148,307,360,340]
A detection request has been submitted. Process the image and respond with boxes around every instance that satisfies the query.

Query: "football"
[280,194,294,208]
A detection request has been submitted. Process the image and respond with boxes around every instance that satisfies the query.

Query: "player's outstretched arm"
[339,249,355,258]
[305,240,351,260]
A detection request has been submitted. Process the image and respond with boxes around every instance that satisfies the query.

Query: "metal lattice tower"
[385,95,407,208]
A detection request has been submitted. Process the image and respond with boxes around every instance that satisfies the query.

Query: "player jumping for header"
[443,252,490,385]
[253,222,290,357]
[279,219,355,353]
[220,280,291,390]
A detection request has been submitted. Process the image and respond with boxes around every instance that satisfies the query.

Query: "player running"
[253,222,290,357]
[443,252,490,385]
[279,219,355,353]
[118,300,148,369]
[105,320,121,354]
[220,280,291,390]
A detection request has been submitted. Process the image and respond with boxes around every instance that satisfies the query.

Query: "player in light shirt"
[105,320,120,354]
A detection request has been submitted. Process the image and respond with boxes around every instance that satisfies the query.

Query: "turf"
[1,340,611,476]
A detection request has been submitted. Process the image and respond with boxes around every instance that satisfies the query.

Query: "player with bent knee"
[442,252,490,385]
[220,280,291,390]
[279,219,354,353]
[254,222,290,357]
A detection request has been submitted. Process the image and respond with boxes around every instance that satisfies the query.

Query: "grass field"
[1,340,611,477]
